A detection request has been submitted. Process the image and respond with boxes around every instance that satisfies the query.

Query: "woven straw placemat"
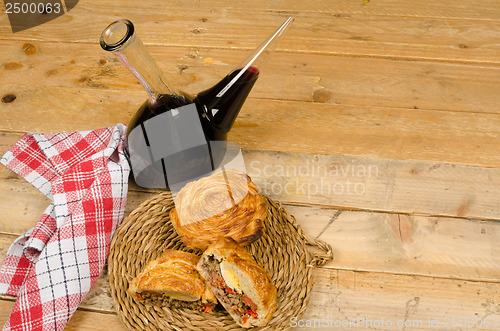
[108,192,333,330]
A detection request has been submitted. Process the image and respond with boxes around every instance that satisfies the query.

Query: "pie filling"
[202,255,258,323]
[135,291,215,313]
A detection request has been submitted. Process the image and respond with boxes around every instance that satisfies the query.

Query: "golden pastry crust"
[197,238,277,327]
[128,249,215,304]
[170,169,267,250]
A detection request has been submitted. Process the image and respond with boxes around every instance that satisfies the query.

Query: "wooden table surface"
[1,0,500,330]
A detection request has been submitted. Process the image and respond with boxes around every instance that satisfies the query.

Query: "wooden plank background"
[1,0,500,330]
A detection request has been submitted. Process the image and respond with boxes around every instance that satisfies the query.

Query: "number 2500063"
[6,2,62,14]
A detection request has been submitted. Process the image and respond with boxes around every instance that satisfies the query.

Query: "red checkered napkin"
[0,124,130,331]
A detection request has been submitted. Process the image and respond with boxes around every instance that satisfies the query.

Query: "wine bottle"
[100,18,293,189]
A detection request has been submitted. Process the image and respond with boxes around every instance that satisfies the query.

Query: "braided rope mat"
[108,192,333,330]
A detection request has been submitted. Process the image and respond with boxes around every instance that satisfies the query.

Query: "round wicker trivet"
[108,192,333,330]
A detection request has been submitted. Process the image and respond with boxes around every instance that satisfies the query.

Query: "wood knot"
[45,69,58,77]
[313,88,332,103]
[3,62,23,70]
[333,13,351,18]
[177,64,189,73]
[2,94,17,103]
[22,43,36,55]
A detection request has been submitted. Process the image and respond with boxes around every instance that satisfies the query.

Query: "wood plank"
[100,0,500,20]
[2,41,500,114]
[244,150,500,221]
[3,83,500,167]
[4,0,499,20]
[1,6,500,64]
[2,267,499,330]
[2,140,500,223]
[232,101,500,168]
[301,268,500,331]
[0,300,128,331]
[287,205,500,282]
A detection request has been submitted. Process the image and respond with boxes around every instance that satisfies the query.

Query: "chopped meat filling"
[202,255,258,320]
[136,292,214,313]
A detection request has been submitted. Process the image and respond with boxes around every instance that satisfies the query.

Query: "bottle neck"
[100,19,175,104]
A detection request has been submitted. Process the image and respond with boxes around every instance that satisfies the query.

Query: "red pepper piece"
[219,275,226,287]
[245,309,258,317]
[203,304,212,313]
[242,294,258,312]
[225,286,236,294]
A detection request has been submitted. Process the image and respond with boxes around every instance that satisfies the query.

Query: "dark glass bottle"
[100,18,293,189]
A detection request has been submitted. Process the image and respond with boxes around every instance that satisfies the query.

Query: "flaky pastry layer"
[170,169,267,250]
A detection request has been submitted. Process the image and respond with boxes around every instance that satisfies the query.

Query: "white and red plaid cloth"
[0,124,130,331]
